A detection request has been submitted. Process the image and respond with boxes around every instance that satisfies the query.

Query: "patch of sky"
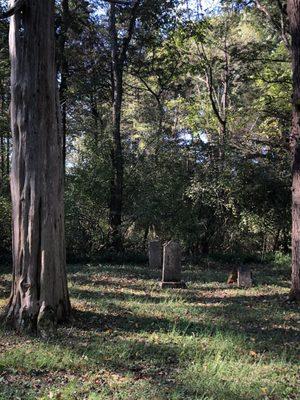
[178,0,221,19]
[179,131,208,144]
[94,0,221,18]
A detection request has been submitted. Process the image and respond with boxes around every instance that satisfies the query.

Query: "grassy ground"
[0,259,299,400]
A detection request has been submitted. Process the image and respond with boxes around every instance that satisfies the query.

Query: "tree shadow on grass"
[55,308,299,400]
[67,289,300,362]
[70,287,171,305]
[68,263,161,280]
[0,330,268,400]
[70,307,200,335]
[70,276,157,293]
[69,282,292,307]
[0,262,299,400]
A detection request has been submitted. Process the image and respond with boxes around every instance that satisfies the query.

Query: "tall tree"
[109,0,140,250]
[4,0,71,334]
[288,0,300,301]
[58,0,70,174]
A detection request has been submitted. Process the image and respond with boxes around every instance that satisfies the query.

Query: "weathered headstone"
[148,240,162,268]
[160,241,186,288]
[237,265,252,288]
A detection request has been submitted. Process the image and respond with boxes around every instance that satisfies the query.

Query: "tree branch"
[254,0,290,50]
[103,0,132,5]
[120,0,141,65]
[206,72,225,127]
[137,75,162,106]
[255,0,281,31]
[0,0,26,19]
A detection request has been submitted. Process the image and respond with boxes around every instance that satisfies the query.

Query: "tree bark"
[109,66,124,250]
[109,3,124,251]
[6,129,10,178]
[58,0,70,175]
[288,0,300,301]
[0,93,5,187]
[7,0,71,334]
[0,131,4,186]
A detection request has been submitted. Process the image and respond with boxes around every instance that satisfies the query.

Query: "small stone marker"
[148,240,162,268]
[237,265,252,288]
[160,241,186,288]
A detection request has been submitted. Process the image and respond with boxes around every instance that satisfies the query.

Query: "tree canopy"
[0,0,294,262]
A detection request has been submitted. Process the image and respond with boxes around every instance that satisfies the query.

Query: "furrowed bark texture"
[7,0,71,333]
[288,0,300,301]
[59,0,70,175]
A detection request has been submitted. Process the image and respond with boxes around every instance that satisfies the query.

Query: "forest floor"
[0,259,299,400]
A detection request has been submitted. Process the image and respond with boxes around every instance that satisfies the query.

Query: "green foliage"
[0,1,293,261]
[273,251,291,269]
[0,193,11,259]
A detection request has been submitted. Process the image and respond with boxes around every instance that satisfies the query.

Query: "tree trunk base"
[5,301,71,337]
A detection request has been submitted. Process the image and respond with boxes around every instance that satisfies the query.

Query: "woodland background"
[0,0,292,263]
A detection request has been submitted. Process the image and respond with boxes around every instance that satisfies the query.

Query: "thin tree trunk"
[108,1,140,251]
[90,93,100,144]
[7,0,71,334]
[221,19,229,162]
[109,3,124,251]
[288,0,300,301]
[109,65,124,250]
[273,228,281,252]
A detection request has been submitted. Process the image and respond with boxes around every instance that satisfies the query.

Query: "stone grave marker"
[160,241,186,288]
[148,240,162,268]
[237,265,252,288]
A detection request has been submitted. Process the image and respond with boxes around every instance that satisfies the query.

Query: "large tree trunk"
[288,0,300,301]
[6,123,10,178]
[6,0,71,334]
[59,0,70,175]
[0,93,5,187]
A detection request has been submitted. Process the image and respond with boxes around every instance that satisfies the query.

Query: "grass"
[0,259,299,399]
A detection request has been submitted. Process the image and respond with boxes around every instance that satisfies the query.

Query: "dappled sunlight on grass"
[0,261,299,399]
